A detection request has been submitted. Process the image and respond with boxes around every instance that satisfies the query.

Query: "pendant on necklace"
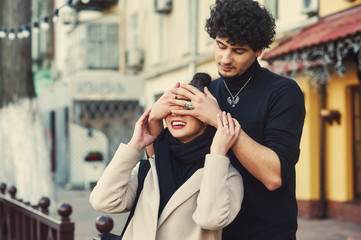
[227,96,239,107]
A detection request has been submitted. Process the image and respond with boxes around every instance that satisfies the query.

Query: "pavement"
[52,185,361,240]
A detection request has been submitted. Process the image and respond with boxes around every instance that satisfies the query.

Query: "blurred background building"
[12,0,361,224]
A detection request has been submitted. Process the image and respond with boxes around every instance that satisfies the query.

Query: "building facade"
[263,0,361,223]
[121,0,361,224]
[35,0,361,223]
[37,0,144,188]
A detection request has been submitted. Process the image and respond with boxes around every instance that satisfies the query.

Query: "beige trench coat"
[90,144,243,240]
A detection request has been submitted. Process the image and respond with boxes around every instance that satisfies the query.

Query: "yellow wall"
[296,77,321,200]
[325,63,359,201]
[296,61,360,202]
[319,0,361,17]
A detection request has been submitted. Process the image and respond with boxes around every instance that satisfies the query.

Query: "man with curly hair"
[165,0,306,239]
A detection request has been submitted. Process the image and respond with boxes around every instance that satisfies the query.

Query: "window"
[265,0,278,20]
[67,23,119,72]
[155,0,172,14]
[86,23,119,69]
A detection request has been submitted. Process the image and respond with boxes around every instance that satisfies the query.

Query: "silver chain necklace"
[223,76,252,107]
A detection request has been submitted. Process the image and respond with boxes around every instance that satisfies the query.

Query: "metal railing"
[0,183,74,240]
[93,216,114,240]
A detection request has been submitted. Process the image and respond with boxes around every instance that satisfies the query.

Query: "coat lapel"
[157,168,203,226]
[131,158,160,239]
[147,157,161,216]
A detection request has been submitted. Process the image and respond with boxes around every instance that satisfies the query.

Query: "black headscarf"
[154,126,216,216]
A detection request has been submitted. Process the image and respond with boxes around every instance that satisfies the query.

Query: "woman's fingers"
[233,118,241,136]
[216,111,223,127]
[171,84,203,103]
[226,113,235,135]
[222,112,228,127]
[219,112,240,139]
[138,108,151,125]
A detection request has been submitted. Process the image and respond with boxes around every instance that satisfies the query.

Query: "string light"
[0,28,7,38]
[52,9,60,23]
[41,17,50,30]
[67,0,73,7]
[22,26,30,38]
[8,29,16,40]
[33,22,39,34]
[17,28,24,39]
[0,1,74,41]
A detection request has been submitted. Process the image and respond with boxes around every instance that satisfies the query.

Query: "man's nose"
[221,49,233,64]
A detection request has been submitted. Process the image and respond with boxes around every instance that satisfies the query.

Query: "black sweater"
[209,60,305,240]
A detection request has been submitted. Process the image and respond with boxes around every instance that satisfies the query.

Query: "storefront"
[262,5,361,223]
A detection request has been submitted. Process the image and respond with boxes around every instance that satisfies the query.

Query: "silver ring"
[224,122,229,125]
[175,94,178,99]
[184,101,194,110]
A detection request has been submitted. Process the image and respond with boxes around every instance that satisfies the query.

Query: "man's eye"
[234,50,244,54]
[217,42,226,49]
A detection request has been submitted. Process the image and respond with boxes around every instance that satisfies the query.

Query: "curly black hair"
[205,0,276,52]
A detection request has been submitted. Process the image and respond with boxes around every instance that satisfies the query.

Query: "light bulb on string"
[0,1,74,41]
[52,9,59,23]
[33,22,39,33]
[41,17,50,30]
[17,28,24,39]
[0,28,7,38]
[61,1,76,25]
[8,29,16,40]
[22,26,30,38]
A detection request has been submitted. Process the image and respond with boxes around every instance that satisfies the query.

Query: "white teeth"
[172,121,186,126]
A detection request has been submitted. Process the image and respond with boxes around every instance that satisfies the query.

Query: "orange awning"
[262,5,361,60]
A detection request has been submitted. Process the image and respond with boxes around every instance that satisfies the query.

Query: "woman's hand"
[210,112,241,156]
[128,108,156,152]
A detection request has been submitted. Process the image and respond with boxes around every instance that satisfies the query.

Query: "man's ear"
[255,50,263,57]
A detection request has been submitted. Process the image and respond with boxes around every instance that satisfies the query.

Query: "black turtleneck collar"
[221,59,261,93]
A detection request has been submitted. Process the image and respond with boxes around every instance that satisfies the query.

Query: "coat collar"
[157,166,203,227]
[146,157,203,227]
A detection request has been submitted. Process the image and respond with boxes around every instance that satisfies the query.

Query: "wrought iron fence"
[0,183,74,240]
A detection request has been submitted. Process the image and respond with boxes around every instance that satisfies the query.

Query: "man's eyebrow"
[216,39,247,51]
[233,46,248,51]
[216,39,225,44]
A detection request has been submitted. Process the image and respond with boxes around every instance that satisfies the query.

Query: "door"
[352,86,361,199]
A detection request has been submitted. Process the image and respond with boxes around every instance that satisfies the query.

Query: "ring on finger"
[224,122,229,125]
[184,101,194,110]
[175,94,178,99]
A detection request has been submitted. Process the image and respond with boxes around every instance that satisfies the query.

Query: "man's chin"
[218,71,237,79]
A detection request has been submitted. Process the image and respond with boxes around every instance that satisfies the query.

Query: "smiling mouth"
[171,121,186,128]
